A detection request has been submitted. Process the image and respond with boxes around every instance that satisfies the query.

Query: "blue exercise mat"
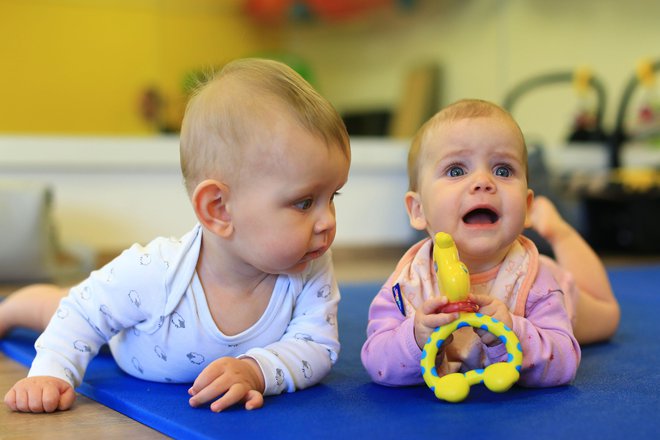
[2,265,659,439]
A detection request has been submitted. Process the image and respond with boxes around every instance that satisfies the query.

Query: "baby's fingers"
[244,389,264,410]
[4,377,74,413]
[58,386,75,411]
[40,385,63,413]
[420,296,449,314]
[4,387,18,411]
[189,372,213,395]
[8,384,50,413]
[468,294,492,307]
[189,377,228,408]
[40,383,75,412]
[209,383,260,413]
[189,361,226,396]
[421,311,458,329]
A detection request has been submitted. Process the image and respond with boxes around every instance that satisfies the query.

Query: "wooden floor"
[0,246,402,439]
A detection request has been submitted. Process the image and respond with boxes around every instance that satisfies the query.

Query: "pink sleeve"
[539,254,578,328]
[360,283,425,386]
[512,263,581,387]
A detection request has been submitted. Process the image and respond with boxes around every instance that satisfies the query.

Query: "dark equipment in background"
[503,69,609,144]
[503,66,659,255]
[502,68,609,256]
[586,59,660,254]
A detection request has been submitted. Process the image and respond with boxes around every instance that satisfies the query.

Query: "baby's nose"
[470,173,496,193]
[314,207,336,234]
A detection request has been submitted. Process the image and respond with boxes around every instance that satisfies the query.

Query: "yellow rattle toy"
[420,232,523,402]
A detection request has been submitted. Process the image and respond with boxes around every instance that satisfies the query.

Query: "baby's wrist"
[241,357,266,392]
[414,331,426,351]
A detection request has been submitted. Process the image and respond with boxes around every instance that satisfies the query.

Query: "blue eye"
[447,166,465,177]
[295,199,313,210]
[494,166,511,177]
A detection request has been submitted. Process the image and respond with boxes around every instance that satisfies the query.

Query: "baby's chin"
[281,255,318,275]
[461,241,513,268]
[283,263,310,275]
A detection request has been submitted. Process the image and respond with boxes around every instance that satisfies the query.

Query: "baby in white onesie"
[1,58,351,414]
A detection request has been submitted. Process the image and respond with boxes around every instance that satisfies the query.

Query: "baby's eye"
[447,166,465,177]
[294,199,313,210]
[494,166,511,177]
[330,191,341,202]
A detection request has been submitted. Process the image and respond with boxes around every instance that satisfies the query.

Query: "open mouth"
[462,208,499,225]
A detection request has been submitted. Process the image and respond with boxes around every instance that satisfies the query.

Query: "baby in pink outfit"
[362,99,617,388]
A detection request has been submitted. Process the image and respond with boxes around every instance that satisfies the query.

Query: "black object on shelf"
[342,110,392,136]
[582,188,660,254]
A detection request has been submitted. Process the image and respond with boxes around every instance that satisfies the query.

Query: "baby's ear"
[523,189,535,228]
[192,179,233,237]
[405,191,428,231]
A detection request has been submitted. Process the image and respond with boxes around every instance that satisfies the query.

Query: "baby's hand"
[4,376,75,413]
[414,296,459,350]
[188,357,265,412]
[470,294,513,347]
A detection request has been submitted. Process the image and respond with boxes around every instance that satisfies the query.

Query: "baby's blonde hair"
[407,99,527,191]
[179,58,350,196]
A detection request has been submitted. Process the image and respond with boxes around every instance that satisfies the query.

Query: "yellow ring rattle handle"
[421,232,523,402]
[420,313,522,402]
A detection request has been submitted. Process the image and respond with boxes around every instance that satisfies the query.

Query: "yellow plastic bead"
[483,363,520,393]
[433,373,470,403]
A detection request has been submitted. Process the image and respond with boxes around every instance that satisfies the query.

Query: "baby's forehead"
[433,112,518,132]
[425,115,525,151]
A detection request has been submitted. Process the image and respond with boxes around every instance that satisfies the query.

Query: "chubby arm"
[361,283,458,386]
[8,243,167,413]
[512,267,581,387]
[361,285,422,385]
[27,245,162,388]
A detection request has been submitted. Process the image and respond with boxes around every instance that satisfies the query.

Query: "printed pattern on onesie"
[30,224,340,396]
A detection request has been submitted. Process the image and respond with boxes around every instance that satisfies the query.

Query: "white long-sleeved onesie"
[28,224,340,396]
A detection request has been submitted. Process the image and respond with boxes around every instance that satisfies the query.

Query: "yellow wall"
[0,0,279,134]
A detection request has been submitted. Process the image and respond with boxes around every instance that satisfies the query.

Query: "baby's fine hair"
[179,58,350,196]
[407,99,527,191]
